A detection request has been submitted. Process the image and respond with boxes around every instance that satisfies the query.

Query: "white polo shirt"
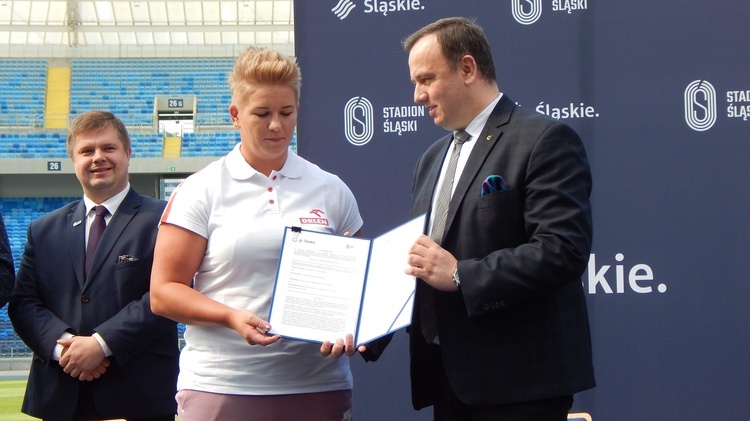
[162,144,363,395]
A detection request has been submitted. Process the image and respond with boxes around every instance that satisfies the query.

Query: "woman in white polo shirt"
[150,46,365,421]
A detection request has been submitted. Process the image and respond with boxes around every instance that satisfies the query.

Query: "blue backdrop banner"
[295,1,750,419]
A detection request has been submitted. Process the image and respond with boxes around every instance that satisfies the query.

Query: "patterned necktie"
[429,130,470,244]
[85,205,109,278]
[421,130,470,343]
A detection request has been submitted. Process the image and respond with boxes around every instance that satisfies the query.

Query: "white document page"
[270,230,371,343]
[355,214,426,345]
[268,214,426,346]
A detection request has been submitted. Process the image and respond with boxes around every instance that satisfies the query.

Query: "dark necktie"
[421,130,470,343]
[85,205,109,278]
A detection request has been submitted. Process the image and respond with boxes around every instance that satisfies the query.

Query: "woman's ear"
[229,104,240,127]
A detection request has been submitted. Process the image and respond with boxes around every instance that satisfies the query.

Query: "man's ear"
[460,54,478,84]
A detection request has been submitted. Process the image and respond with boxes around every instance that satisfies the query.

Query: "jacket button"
[81,295,90,303]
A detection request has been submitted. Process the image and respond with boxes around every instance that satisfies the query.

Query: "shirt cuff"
[93,332,113,357]
[53,331,75,361]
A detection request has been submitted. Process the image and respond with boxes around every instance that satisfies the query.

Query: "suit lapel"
[68,202,87,288]
[444,96,515,238]
[84,189,141,286]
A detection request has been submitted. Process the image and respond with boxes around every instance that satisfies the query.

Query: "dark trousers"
[69,381,175,421]
[428,344,574,421]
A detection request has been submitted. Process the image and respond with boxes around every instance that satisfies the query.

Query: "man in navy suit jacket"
[0,212,14,307]
[9,111,178,421]
[400,17,595,420]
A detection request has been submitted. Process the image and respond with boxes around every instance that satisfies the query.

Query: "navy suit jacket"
[408,95,595,408]
[9,188,178,420]
[0,212,14,307]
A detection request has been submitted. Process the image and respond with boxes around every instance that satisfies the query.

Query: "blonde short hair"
[229,46,301,107]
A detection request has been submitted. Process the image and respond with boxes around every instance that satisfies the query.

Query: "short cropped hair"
[66,111,131,157]
[229,46,302,107]
[402,17,497,82]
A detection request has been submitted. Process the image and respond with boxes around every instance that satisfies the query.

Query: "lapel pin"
[486,135,492,141]
[73,220,82,227]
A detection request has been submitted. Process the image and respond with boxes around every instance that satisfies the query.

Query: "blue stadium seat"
[0,133,67,158]
[180,131,240,157]
[0,59,47,127]
[71,58,235,127]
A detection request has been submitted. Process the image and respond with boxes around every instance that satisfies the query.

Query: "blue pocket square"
[481,175,508,195]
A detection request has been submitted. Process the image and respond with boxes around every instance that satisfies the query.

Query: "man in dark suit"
[0,212,14,307]
[401,17,595,420]
[9,111,178,421]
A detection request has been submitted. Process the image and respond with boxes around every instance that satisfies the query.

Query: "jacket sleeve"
[0,213,15,308]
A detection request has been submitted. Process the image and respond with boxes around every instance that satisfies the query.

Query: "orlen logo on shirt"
[300,209,329,226]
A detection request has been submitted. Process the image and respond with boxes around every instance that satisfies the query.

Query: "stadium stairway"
[163,135,181,158]
[45,67,71,130]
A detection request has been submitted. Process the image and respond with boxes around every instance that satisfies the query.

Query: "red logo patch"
[299,217,329,226]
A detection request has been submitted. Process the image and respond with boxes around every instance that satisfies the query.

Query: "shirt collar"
[83,183,130,216]
[226,143,304,180]
[461,93,503,141]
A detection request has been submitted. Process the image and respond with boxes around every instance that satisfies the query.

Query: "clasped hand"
[58,336,110,381]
